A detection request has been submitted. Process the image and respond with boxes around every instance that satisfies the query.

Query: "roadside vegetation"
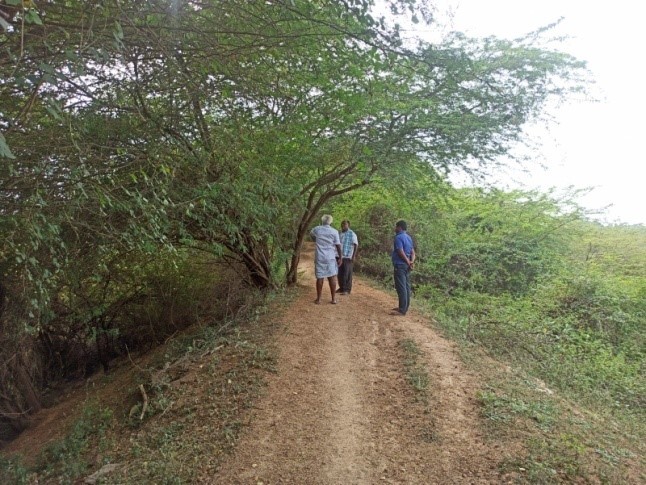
[0,284,288,484]
[333,184,645,482]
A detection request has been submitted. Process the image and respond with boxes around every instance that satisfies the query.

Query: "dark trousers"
[338,258,354,293]
[394,263,411,314]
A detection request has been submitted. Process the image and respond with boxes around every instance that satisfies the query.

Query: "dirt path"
[212,246,510,484]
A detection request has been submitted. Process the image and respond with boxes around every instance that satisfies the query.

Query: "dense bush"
[334,185,645,417]
[0,250,249,438]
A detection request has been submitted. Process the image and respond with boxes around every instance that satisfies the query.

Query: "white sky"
[406,0,645,225]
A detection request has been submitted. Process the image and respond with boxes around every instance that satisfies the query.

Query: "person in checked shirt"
[337,220,358,295]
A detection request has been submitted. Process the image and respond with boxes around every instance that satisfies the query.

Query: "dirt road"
[212,246,509,484]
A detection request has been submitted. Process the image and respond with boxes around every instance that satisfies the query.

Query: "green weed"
[400,339,430,400]
[478,387,556,431]
[38,403,114,482]
[0,455,28,484]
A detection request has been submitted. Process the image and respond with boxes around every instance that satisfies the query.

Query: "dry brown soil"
[210,245,515,484]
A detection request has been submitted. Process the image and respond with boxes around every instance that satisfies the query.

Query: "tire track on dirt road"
[212,245,511,484]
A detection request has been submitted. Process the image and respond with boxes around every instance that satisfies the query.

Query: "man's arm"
[397,247,414,269]
[336,244,343,265]
[352,233,358,260]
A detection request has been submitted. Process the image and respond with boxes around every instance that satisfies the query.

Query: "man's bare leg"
[315,278,324,304]
[329,276,338,303]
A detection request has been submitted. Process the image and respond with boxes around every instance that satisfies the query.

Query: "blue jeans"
[394,263,411,314]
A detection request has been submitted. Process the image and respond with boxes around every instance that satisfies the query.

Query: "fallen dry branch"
[138,384,148,420]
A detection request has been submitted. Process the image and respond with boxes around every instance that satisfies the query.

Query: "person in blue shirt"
[391,220,415,315]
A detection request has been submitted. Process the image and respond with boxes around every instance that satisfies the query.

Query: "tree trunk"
[286,238,303,286]
[14,357,42,415]
[238,233,275,289]
[286,208,320,285]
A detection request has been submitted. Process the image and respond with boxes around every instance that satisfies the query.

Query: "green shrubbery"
[334,185,645,418]
[427,284,644,414]
[0,455,28,485]
[0,248,250,438]
[38,404,114,482]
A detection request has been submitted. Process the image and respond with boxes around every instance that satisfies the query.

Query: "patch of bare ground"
[212,245,516,484]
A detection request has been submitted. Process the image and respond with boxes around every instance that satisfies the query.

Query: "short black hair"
[396,220,407,230]
[341,219,350,225]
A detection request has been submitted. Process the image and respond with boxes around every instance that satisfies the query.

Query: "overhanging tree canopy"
[1,0,587,293]
[0,0,590,434]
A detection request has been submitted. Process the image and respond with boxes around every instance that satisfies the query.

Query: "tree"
[1,0,590,431]
[2,0,587,286]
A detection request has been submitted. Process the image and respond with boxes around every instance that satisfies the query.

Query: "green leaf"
[25,9,43,26]
[114,21,124,40]
[0,132,16,159]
